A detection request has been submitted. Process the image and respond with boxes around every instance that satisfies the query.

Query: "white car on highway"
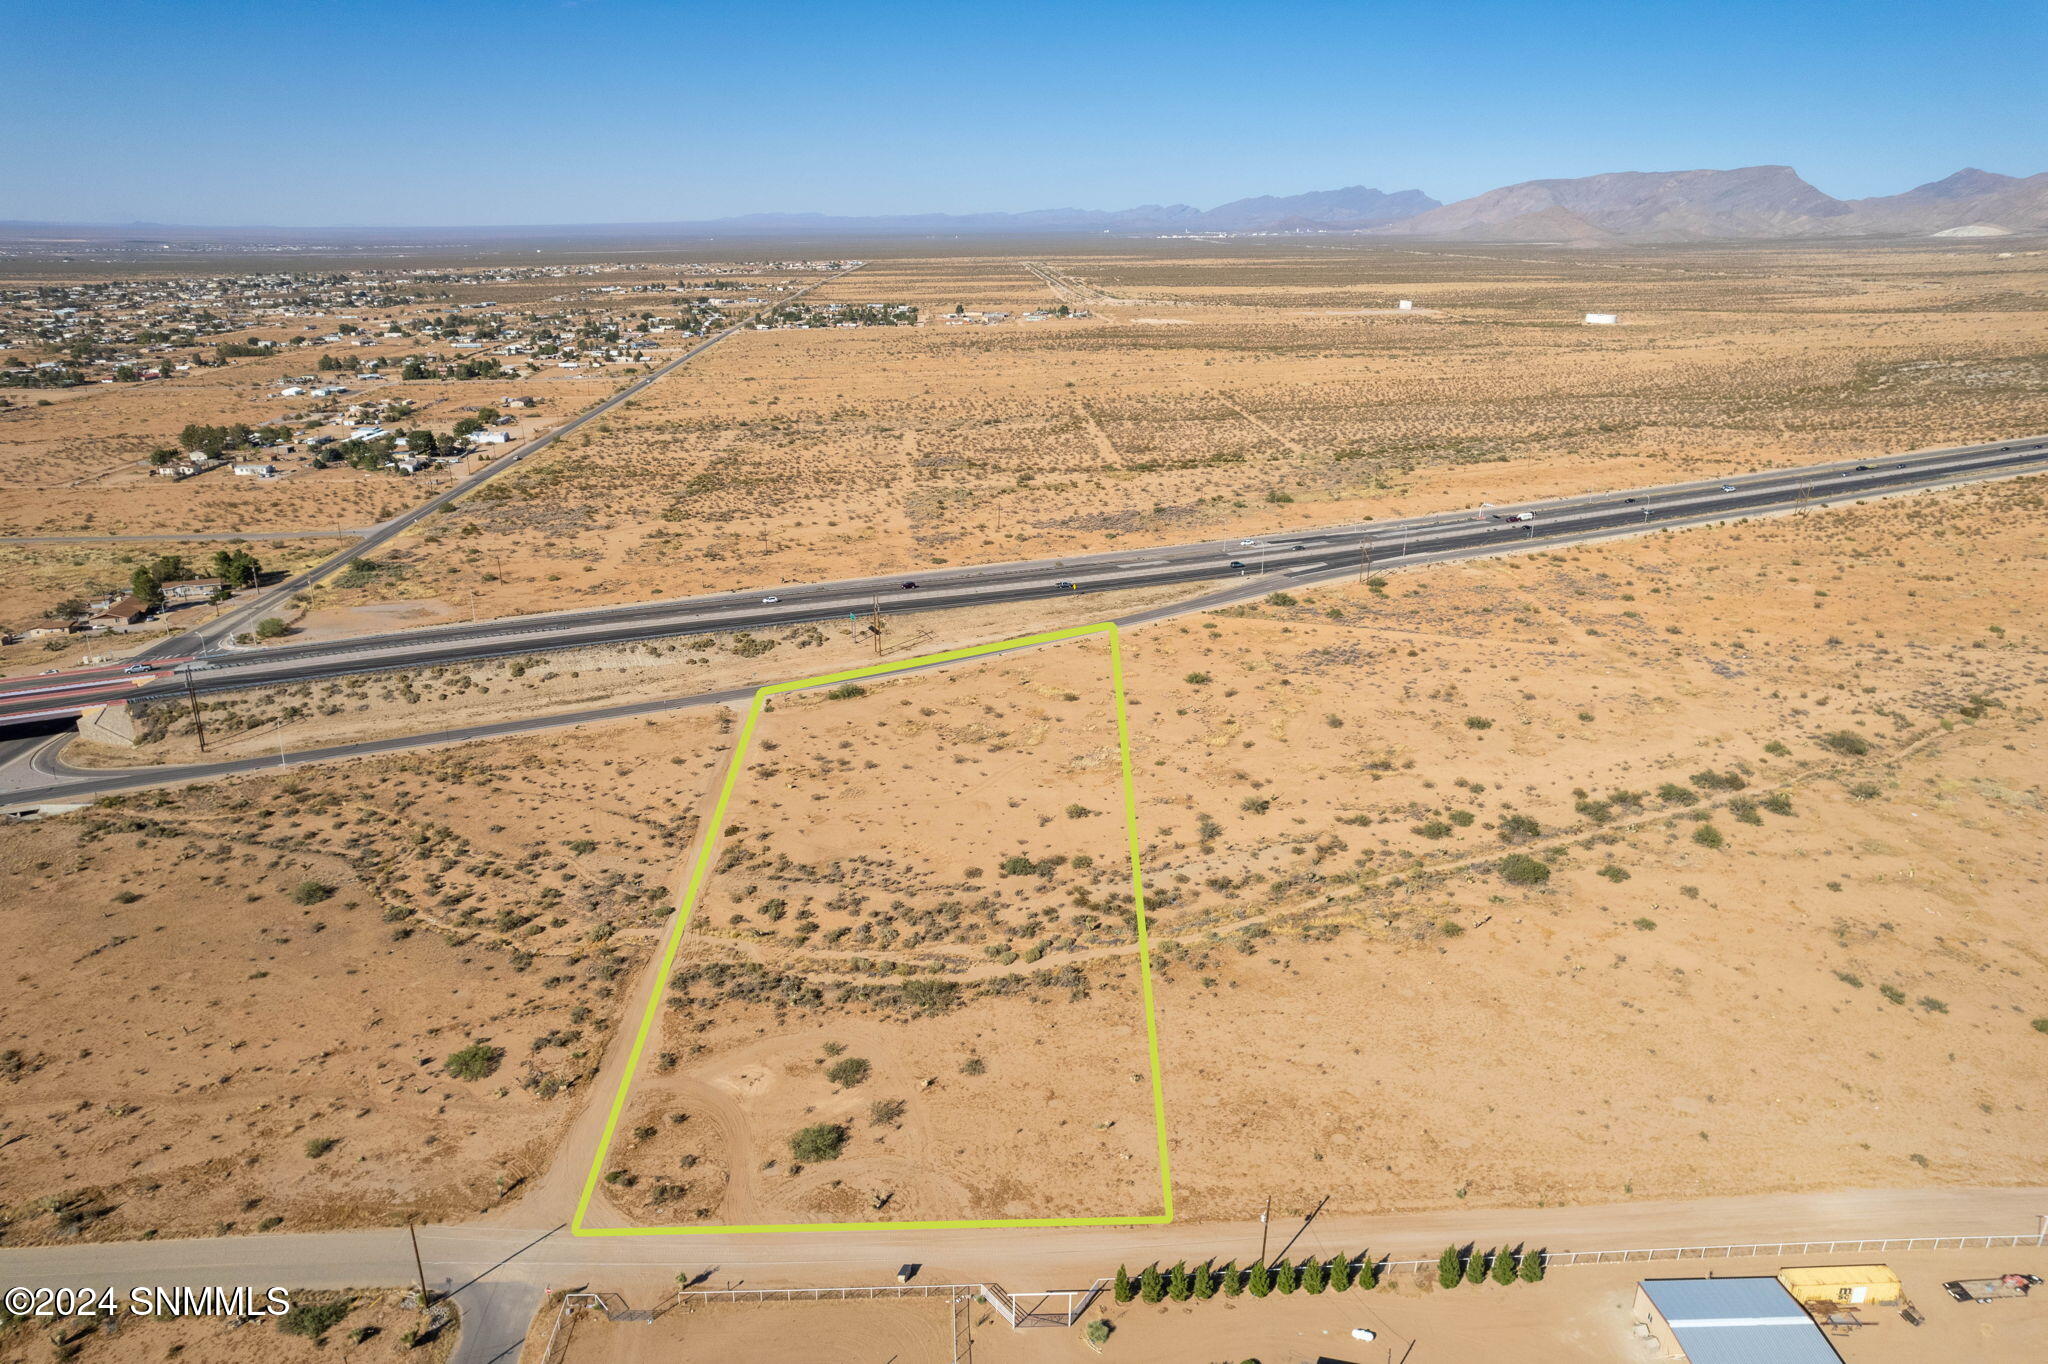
[761,596,781,604]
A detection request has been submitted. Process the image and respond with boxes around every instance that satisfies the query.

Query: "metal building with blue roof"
[1633,1276,1844,1364]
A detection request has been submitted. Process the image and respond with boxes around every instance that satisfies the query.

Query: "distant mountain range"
[702,185,1443,236]
[704,165,2041,240]
[1370,165,2048,241]
[7,167,2044,244]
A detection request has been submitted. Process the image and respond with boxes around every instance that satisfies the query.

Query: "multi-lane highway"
[6,431,2045,724]
[0,432,2042,808]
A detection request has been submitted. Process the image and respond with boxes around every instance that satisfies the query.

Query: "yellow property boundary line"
[571,621,1175,1236]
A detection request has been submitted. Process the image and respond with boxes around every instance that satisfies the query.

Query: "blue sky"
[6,0,2042,226]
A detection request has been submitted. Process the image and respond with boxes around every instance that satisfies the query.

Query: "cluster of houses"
[13,577,229,643]
[751,301,919,331]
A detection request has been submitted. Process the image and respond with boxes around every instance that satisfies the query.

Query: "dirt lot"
[0,712,725,1245]
[592,638,1169,1227]
[0,1287,456,1363]
[547,1247,2048,1362]
[596,474,2046,1227]
[318,243,2048,627]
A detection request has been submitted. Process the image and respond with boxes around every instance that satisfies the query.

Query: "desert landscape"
[11,4,2048,1356]
[4,224,2046,1364]
[0,711,727,1244]
[590,638,1169,1228]
[276,243,2048,634]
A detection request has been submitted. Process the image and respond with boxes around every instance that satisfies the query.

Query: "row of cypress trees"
[1437,1244,1545,1288]
[1111,1245,1544,1306]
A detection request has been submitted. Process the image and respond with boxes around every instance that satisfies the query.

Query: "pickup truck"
[1943,1273,2041,1303]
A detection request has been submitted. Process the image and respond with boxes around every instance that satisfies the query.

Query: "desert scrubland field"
[295,242,2048,628]
[16,465,2038,1244]
[3,240,2046,1274]
[0,713,725,1243]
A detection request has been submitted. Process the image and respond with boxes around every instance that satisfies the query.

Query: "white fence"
[535,1222,2047,1358]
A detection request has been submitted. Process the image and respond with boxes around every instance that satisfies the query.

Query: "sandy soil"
[593,639,1168,1227]
[319,244,2048,629]
[547,1247,2048,1362]
[595,475,2046,1229]
[0,1287,456,1363]
[0,713,725,1245]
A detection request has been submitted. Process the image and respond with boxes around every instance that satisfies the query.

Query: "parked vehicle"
[1943,1274,2041,1304]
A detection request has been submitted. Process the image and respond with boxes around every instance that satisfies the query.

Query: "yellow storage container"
[1777,1265,1905,1307]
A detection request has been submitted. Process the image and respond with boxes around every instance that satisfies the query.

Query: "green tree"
[211,547,262,589]
[1492,1246,1518,1285]
[1112,1265,1133,1304]
[1247,1261,1272,1298]
[1139,1263,1164,1304]
[1464,1247,1488,1285]
[1327,1254,1353,1293]
[130,564,164,607]
[1437,1245,1462,1289]
[1354,1254,1377,1291]
[1273,1259,1298,1295]
[1518,1248,1544,1283]
[1301,1258,1326,1294]
[1167,1261,1191,1302]
[1219,1261,1243,1297]
[255,617,288,639]
[1192,1262,1216,1300]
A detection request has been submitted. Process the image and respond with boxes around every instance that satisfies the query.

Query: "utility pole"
[1357,536,1370,584]
[181,667,208,752]
[871,599,884,656]
[1258,1196,1271,1265]
[408,1219,433,1307]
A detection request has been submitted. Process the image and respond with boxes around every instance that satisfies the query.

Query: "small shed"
[1585,312,1619,325]
[1397,299,1414,310]
[1634,1277,1843,1363]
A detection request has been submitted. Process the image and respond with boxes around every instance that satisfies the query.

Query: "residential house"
[231,462,279,478]
[90,595,150,627]
[163,578,227,603]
